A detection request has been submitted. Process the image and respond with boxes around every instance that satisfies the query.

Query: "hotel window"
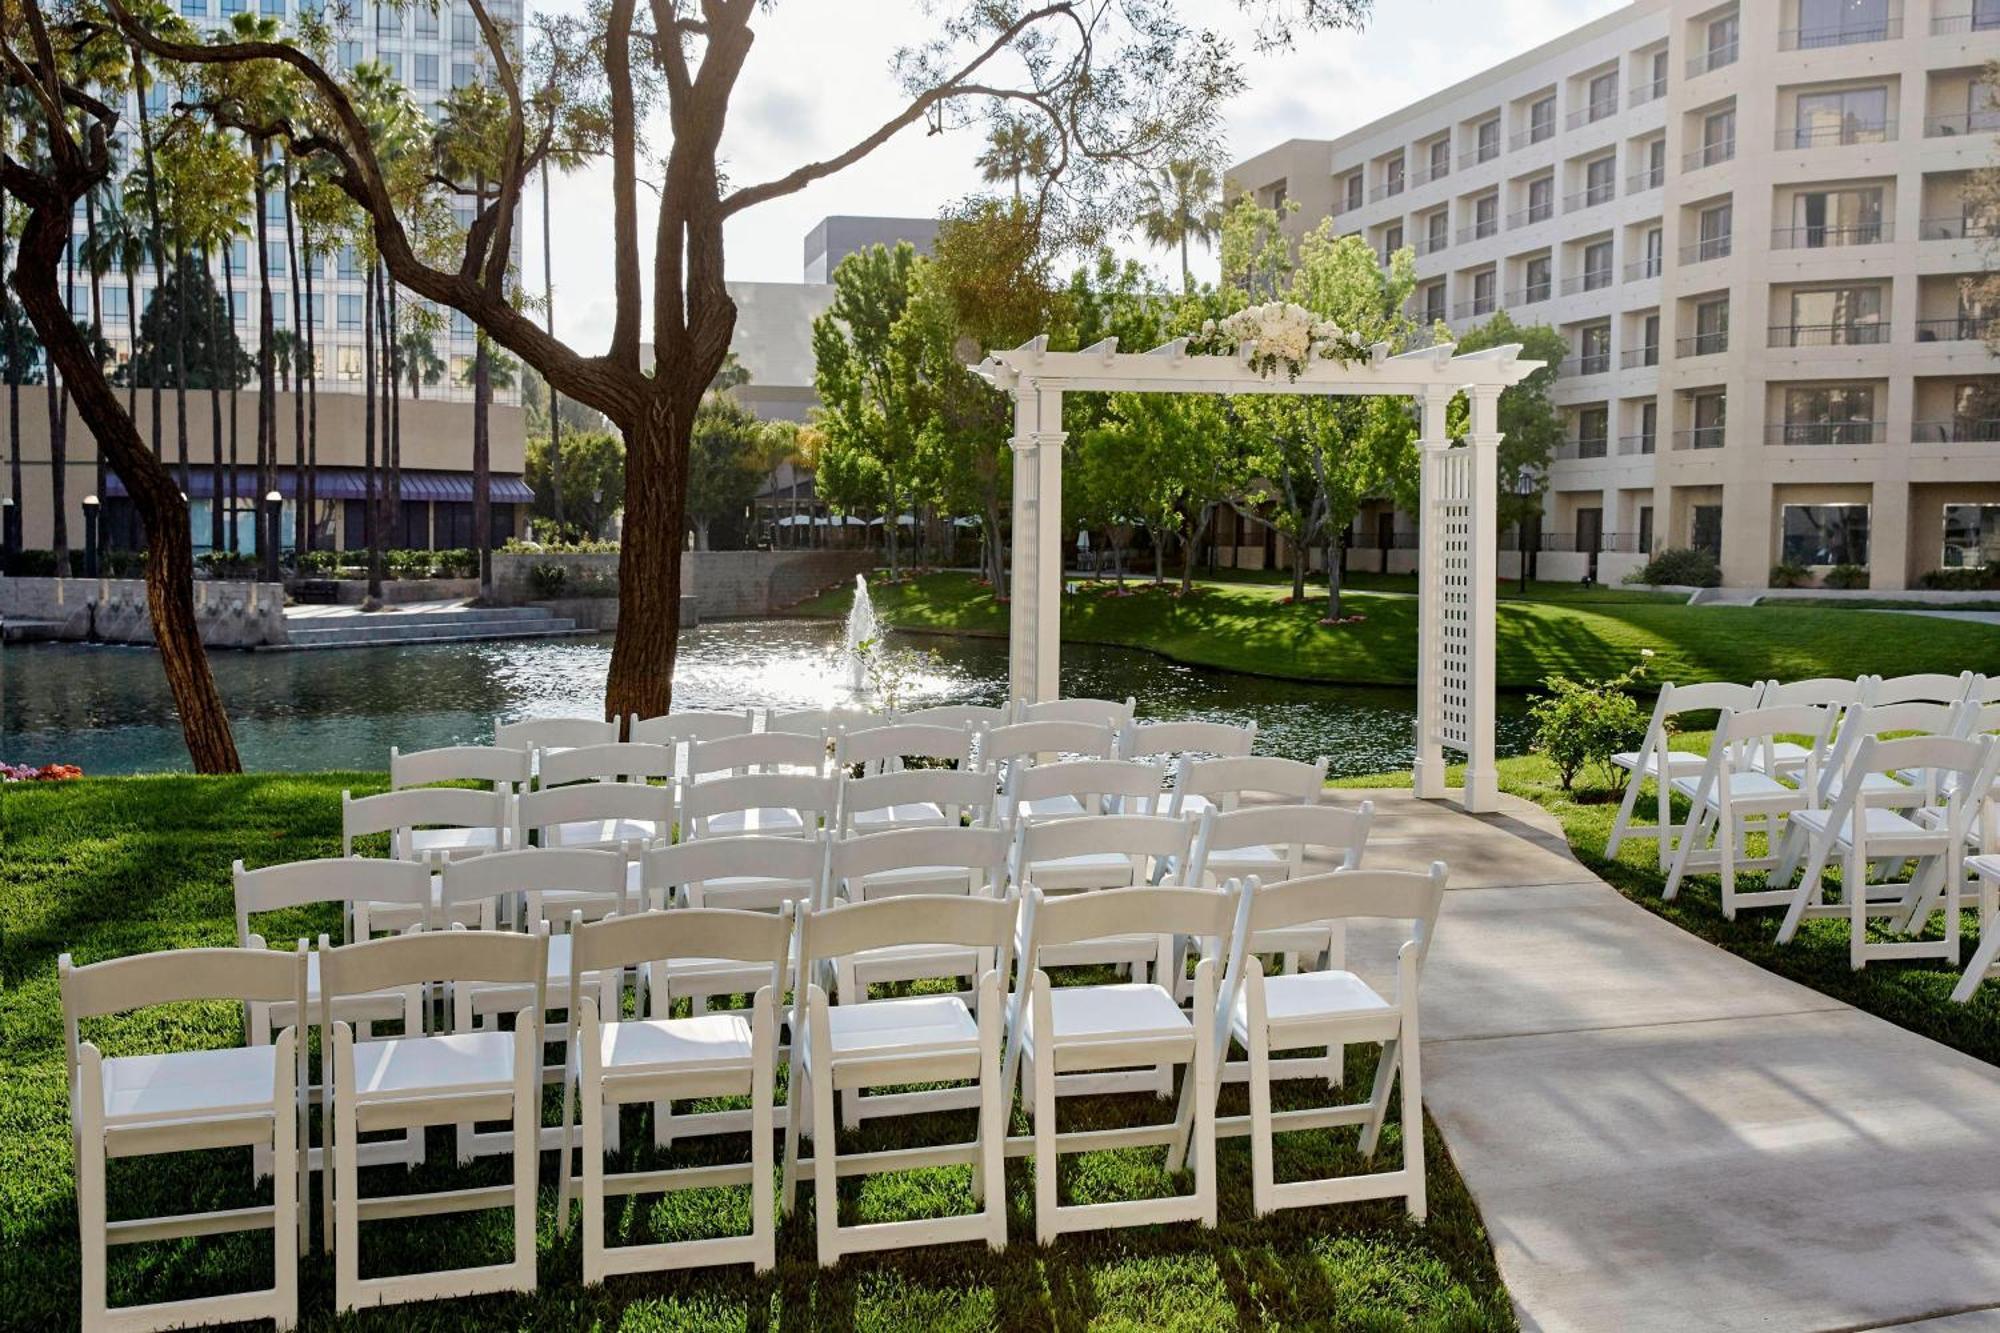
[1525,255,1551,301]
[377,2,400,34]
[337,40,363,71]
[1692,504,1723,556]
[265,242,287,277]
[415,2,438,35]
[1383,223,1403,254]
[338,345,362,381]
[1641,313,1660,361]
[1473,193,1497,237]
[1790,186,1883,247]
[1584,156,1615,205]
[415,53,439,89]
[1783,384,1877,444]
[1577,405,1609,456]
[1788,286,1882,345]
[1426,210,1448,250]
[1794,0,1892,47]
[1582,239,1612,290]
[1648,49,1669,92]
[451,61,475,90]
[1700,108,1735,166]
[260,0,283,15]
[1690,297,1728,354]
[1472,268,1496,314]
[1692,390,1727,448]
[1638,503,1654,552]
[1344,173,1363,213]
[1427,138,1450,180]
[338,294,362,329]
[1527,176,1553,222]
[1943,505,2000,569]
[1949,380,2000,440]
[1705,13,1739,66]
[221,0,245,14]
[452,309,475,337]
[181,0,208,13]
[1792,86,1890,147]
[1530,95,1555,143]
[1639,401,1659,454]
[1384,154,1405,196]
[1641,226,1663,277]
[103,287,129,323]
[453,9,477,44]
[450,353,472,384]
[1782,505,1871,566]
[338,246,362,279]
[1476,118,1500,162]
[1421,281,1446,325]
[1586,71,1618,121]
[1696,202,1732,260]
[1580,324,1611,375]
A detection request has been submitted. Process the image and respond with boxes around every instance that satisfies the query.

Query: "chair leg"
[1663,805,1707,900]
[332,1025,361,1314]
[1848,844,1869,971]
[77,1054,108,1330]
[273,1029,300,1331]
[779,1059,804,1219]
[752,996,777,1274]
[1247,1017,1274,1218]
[512,1018,537,1295]
[1193,976,1218,1231]
[1359,1038,1399,1159]
[581,1016,606,1284]
[1401,1009,1427,1223]
[810,1000,842,1268]
[977,974,1007,1251]
[1718,808,1739,918]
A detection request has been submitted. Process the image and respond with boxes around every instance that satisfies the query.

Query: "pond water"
[1,620,1532,778]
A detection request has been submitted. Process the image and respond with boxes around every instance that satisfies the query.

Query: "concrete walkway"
[1355,791,2000,1333]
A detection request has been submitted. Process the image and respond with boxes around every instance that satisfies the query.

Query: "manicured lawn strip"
[799,573,2000,691]
[1334,749,2000,1069]
[1,775,1514,1331]
[1763,597,2000,613]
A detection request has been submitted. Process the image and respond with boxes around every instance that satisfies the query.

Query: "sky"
[522,0,1627,352]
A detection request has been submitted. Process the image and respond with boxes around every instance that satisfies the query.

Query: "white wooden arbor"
[976,335,1543,813]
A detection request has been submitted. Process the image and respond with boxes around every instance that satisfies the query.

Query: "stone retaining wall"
[491,549,875,619]
[0,576,287,647]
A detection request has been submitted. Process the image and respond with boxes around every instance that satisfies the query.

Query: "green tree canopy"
[124,254,251,391]
[1440,310,1569,528]
[526,428,625,542]
[686,393,776,549]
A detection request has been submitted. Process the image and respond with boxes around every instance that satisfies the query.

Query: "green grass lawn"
[799,572,2000,692]
[1,775,1513,1331]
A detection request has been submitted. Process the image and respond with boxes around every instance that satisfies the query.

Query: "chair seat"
[100,1046,279,1127]
[1235,969,1391,1035]
[850,803,949,830]
[1789,805,1938,848]
[1826,771,1919,805]
[1612,749,1706,777]
[1198,843,1289,879]
[1760,740,1814,770]
[1013,795,1089,822]
[1669,771,1801,807]
[351,1030,517,1100]
[1022,852,1139,893]
[1970,854,2000,882]
[601,1012,753,1073]
[701,808,807,837]
[1024,982,1190,1051]
[818,995,979,1060]
[410,826,504,856]
[1174,793,1219,819]
[547,818,661,848]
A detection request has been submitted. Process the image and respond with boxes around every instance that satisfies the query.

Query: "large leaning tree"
[1,3,241,770]
[110,0,1369,721]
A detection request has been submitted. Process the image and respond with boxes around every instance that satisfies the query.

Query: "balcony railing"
[1601,531,1649,554]
[1683,140,1735,171]
[1559,270,1615,296]
[1778,13,1901,49]
[1565,100,1620,131]
[1554,436,1610,459]
[1413,232,1449,256]
[1926,110,2000,138]
[1687,41,1739,79]
[1914,417,2000,443]
[1624,256,1663,281]
[1674,426,1727,450]
[1915,315,1998,342]
[1410,161,1450,188]
[1564,183,1617,212]
[1677,331,1729,356]
[1778,121,1895,149]
[1451,296,1498,319]
[1919,215,2000,241]
[1618,432,1658,455]
[1459,142,1501,170]
[1558,353,1612,377]
[1627,165,1664,193]
[1932,9,2000,34]
[1508,202,1554,229]
[1628,77,1667,108]
[1767,420,1887,446]
[1369,178,1406,202]
[1505,283,1553,307]
[1455,219,1499,244]
[1770,222,1890,249]
[1508,123,1556,151]
[1680,235,1732,264]
[1621,345,1660,368]
[1770,322,1890,348]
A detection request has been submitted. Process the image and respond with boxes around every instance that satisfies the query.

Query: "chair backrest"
[688,730,827,779]
[767,706,884,737]
[795,892,1017,981]
[515,782,675,847]
[1971,674,2000,707]
[1170,755,1328,814]
[1013,696,1136,729]
[319,931,546,1027]
[825,825,1011,904]
[979,720,1116,771]
[1955,699,2000,739]
[570,906,792,982]
[1841,734,1997,838]
[1020,883,1233,953]
[342,787,510,858]
[537,741,677,789]
[1117,718,1257,762]
[1188,801,1373,883]
[1868,671,1975,707]
[1005,757,1168,817]
[61,947,307,1076]
[493,716,619,751]
[1758,676,1870,709]
[389,744,532,792]
[899,703,1008,732]
[232,856,431,946]
[440,847,629,926]
[681,772,838,839]
[836,767,996,834]
[833,722,973,772]
[1655,679,1764,719]
[1705,705,1835,794]
[641,834,828,911]
[1012,812,1196,887]
[627,709,754,747]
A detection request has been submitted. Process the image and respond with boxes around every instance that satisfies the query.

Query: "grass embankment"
[1339,748,2000,1067]
[798,572,2000,691]
[1,775,1513,1331]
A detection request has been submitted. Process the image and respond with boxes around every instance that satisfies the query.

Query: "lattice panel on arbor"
[1431,447,1473,752]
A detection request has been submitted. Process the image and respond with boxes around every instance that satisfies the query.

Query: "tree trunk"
[1324,535,1345,621]
[385,275,402,541]
[12,181,241,771]
[46,370,67,568]
[283,157,306,554]
[204,247,226,554]
[87,192,106,549]
[132,54,168,478]
[254,137,276,558]
[0,98,13,564]
[983,495,1005,595]
[604,392,692,723]
[473,334,492,593]
[1291,537,1306,602]
[1153,525,1165,583]
[223,243,240,554]
[541,159,563,532]
[362,256,380,597]
[300,225,318,552]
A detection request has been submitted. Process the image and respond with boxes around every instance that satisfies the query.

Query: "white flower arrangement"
[1192,302,1372,379]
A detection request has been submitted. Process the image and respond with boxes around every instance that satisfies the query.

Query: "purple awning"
[104,467,533,504]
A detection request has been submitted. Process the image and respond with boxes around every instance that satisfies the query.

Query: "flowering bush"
[1527,653,1652,794]
[1191,302,1372,379]
[2,762,83,782]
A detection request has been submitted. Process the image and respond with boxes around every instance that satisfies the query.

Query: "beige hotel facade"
[1230,0,2000,588]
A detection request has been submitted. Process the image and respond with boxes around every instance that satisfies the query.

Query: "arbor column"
[1006,382,1064,704]
[1465,383,1504,813]
[1412,386,1451,800]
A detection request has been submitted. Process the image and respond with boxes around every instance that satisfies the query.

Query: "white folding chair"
[537,741,677,790]
[1868,671,1975,707]
[321,931,546,1313]
[1011,810,1194,901]
[978,720,1116,784]
[1003,757,1167,823]
[1953,854,2000,1003]
[627,709,754,783]
[836,767,996,835]
[1014,696,1136,729]
[1753,678,1871,776]
[342,785,512,865]
[62,947,306,1333]
[493,715,618,753]
[1167,754,1329,821]
[1663,704,1835,915]
[768,705,886,737]
[1117,718,1257,764]
[682,771,836,839]
[832,721,973,776]
[687,730,828,780]
[1605,681,1763,865]
[516,781,673,850]
[1210,864,1447,1221]
[899,702,1009,732]
[232,857,429,1186]
[1776,735,1997,965]
[782,894,1016,1264]
[1003,885,1235,1244]
[556,907,791,1281]
[389,744,531,794]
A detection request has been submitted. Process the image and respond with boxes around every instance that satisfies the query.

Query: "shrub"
[1528,656,1652,794]
[103,549,149,579]
[10,549,58,576]
[528,562,569,599]
[501,536,619,555]
[1630,546,1720,588]
[1822,564,1869,590]
[1768,561,1810,589]
[294,549,340,576]
[431,548,477,579]
[1917,566,2000,591]
[198,551,256,580]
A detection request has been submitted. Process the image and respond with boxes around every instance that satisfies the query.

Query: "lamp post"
[263,491,284,584]
[1,494,14,571]
[1515,472,1536,595]
[81,495,100,578]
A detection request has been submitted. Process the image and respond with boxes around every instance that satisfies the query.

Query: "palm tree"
[0,89,18,563]
[1135,158,1224,293]
[975,117,1051,201]
[399,326,444,400]
[86,189,147,425]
